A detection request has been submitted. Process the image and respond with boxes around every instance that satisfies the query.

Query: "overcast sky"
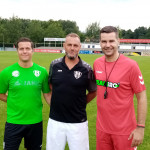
[0,0,150,32]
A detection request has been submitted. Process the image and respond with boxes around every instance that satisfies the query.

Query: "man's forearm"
[43,92,52,105]
[0,94,7,102]
[86,91,97,104]
[136,90,147,125]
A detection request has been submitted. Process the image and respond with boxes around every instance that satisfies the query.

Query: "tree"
[44,20,65,38]
[145,27,150,39]
[85,22,100,42]
[26,20,45,43]
[134,27,147,39]
[116,26,123,39]
[0,20,5,48]
[4,16,23,43]
[78,32,86,42]
[122,29,134,39]
[20,19,31,37]
[59,20,80,35]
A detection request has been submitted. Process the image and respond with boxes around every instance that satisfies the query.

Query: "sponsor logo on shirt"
[139,75,144,85]
[33,70,41,77]
[74,71,82,79]
[57,70,62,72]
[140,81,144,85]
[14,80,39,86]
[96,80,120,89]
[12,70,19,77]
[96,71,103,74]
[139,75,143,80]
[14,80,21,86]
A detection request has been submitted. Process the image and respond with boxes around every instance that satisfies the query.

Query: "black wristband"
[137,125,145,128]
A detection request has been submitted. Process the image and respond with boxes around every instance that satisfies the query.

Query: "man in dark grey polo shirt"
[46,33,97,150]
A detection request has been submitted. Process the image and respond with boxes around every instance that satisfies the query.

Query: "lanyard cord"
[104,54,120,99]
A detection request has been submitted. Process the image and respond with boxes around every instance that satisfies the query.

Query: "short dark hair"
[100,26,119,39]
[16,37,34,49]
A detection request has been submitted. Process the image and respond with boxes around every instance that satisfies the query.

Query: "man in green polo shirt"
[0,37,51,150]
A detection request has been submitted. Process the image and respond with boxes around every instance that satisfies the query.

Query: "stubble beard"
[66,52,78,60]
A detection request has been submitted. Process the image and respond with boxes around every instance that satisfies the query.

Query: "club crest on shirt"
[33,70,41,77]
[74,71,82,79]
[12,70,19,77]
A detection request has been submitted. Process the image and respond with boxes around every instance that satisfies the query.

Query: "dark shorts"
[4,121,43,150]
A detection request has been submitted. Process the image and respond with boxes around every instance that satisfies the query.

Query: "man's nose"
[106,42,110,47]
[71,45,74,49]
[22,49,28,52]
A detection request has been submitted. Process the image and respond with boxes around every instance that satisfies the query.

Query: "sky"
[0,0,150,32]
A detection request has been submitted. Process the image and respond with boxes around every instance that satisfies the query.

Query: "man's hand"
[128,127,144,147]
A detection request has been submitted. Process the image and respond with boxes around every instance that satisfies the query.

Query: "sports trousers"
[46,118,89,150]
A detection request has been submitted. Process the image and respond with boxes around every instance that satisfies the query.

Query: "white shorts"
[46,118,89,150]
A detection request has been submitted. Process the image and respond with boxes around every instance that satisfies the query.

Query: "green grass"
[0,51,150,150]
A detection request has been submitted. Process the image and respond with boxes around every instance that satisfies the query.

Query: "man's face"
[100,32,119,58]
[63,36,81,60]
[17,42,33,62]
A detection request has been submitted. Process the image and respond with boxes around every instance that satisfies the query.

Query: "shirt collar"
[62,55,82,67]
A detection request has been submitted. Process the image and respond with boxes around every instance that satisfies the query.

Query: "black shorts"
[4,121,43,150]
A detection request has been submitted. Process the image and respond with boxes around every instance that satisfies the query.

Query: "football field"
[0,51,150,150]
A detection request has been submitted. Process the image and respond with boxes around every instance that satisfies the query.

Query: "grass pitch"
[0,51,150,150]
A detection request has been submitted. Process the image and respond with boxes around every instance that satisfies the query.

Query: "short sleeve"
[42,68,50,93]
[130,62,146,93]
[87,68,97,92]
[48,64,53,84]
[0,69,9,93]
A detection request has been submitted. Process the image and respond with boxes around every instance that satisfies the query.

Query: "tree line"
[85,23,150,42]
[0,16,150,47]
